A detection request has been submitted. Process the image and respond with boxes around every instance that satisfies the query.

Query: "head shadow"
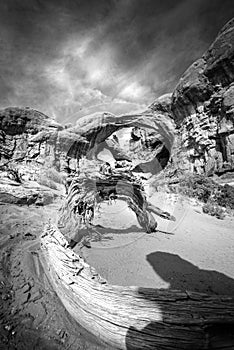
[146,251,234,295]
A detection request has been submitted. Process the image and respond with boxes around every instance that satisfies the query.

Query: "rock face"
[129,127,163,162]
[0,107,83,177]
[0,106,175,204]
[170,18,234,176]
[0,107,83,203]
[68,111,175,175]
[149,93,173,116]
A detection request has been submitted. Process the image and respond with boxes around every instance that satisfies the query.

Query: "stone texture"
[0,107,84,176]
[148,93,173,116]
[68,111,175,174]
[0,107,84,203]
[204,18,234,86]
[170,18,234,176]
[0,106,175,204]
[104,138,132,162]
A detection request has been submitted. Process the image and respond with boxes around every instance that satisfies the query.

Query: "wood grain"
[41,224,234,350]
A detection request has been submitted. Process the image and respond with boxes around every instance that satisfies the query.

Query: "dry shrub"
[173,174,234,210]
[202,202,225,219]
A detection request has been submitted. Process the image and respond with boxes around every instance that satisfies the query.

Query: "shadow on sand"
[69,224,144,247]
[93,224,144,235]
[146,251,234,295]
[125,252,234,349]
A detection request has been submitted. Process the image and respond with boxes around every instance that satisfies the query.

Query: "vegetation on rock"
[169,174,234,218]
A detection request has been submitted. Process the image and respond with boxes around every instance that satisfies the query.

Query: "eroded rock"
[170,19,234,176]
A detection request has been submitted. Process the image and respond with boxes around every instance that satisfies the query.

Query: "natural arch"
[59,111,175,243]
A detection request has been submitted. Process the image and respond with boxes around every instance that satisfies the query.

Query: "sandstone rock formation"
[169,18,234,176]
[0,107,81,204]
[68,111,175,175]
[0,107,81,174]
[53,109,175,238]
[149,93,173,116]
[0,105,175,206]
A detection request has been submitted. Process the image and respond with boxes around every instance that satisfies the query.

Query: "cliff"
[169,18,234,176]
[0,107,82,204]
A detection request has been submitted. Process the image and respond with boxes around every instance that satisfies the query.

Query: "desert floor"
[0,198,107,350]
[81,193,234,295]
[1,192,234,349]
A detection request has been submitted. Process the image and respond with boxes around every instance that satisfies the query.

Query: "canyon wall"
[168,18,234,176]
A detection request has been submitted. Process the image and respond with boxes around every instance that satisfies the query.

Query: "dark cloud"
[0,0,233,123]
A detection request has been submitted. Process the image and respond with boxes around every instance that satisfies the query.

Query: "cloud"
[118,81,153,101]
[0,0,233,123]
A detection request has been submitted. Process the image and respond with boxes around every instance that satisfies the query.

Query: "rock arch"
[58,111,175,242]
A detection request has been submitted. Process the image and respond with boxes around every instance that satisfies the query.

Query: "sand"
[1,191,234,349]
[81,193,234,295]
[0,200,106,350]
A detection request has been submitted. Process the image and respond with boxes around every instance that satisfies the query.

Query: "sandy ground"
[1,191,234,349]
[81,193,234,295]
[0,199,107,350]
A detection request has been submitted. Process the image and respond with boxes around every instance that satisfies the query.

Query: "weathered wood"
[41,224,234,350]
[58,170,163,237]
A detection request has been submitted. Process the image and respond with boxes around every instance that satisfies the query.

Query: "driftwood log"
[58,167,176,242]
[41,224,234,350]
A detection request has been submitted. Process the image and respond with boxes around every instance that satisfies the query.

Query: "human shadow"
[146,251,234,295]
[125,310,234,350]
[125,252,234,349]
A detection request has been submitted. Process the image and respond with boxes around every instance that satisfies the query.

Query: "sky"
[0,0,233,124]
